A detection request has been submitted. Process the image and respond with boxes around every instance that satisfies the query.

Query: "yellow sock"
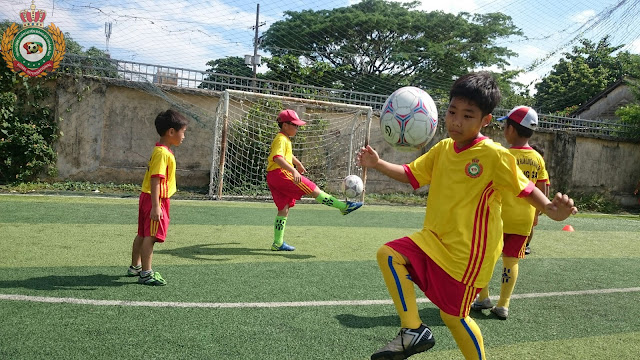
[440,310,486,359]
[376,245,422,329]
[477,287,490,301]
[497,256,519,308]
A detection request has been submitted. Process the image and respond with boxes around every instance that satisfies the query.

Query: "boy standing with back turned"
[471,106,550,320]
[127,109,189,286]
[358,72,577,360]
[266,109,362,251]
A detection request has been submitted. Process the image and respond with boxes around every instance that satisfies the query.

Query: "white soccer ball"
[341,174,364,198]
[380,86,439,151]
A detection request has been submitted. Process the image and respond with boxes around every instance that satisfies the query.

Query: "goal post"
[208,89,373,202]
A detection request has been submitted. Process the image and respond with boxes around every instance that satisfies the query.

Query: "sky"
[2,0,639,93]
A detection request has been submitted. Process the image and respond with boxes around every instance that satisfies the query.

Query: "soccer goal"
[208,90,373,201]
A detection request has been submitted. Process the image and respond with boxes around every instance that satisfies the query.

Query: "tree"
[534,37,640,113]
[259,0,522,96]
[0,20,58,182]
[199,56,253,90]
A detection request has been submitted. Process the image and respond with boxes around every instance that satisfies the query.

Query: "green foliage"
[0,37,59,182]
[615,104,640,140]
[574,191,620,213]
[199,56,254,90]
[535,36,640,113]
[223,100,282,195]
[259,0,521,94]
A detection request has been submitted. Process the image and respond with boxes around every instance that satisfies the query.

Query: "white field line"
[1,287,639,309]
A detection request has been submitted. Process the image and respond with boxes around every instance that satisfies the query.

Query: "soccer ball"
[341,174,364,198]
[380,86,438,151]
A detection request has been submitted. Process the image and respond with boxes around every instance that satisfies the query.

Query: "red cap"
[278,109,306,126]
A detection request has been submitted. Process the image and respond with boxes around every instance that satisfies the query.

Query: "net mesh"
[209,90,372,200]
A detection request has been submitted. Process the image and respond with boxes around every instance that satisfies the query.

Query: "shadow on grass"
[0,274,131,290]
[155,242,316,261]
[336,306,444,328]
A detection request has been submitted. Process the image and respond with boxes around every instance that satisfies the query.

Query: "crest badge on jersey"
[465,158,483,178]
[1,1,66,78]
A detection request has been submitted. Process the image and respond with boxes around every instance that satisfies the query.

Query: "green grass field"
[1,194,639,359]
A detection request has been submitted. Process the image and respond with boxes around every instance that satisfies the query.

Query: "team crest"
[465,158,483,178]
[1,1,65,78]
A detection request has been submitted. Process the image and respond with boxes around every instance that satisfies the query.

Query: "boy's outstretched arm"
[357,145,410,183]
[525,187,578,221]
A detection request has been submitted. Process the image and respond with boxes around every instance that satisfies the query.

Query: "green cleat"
[138,271,167,286]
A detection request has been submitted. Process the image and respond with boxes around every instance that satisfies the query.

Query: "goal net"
[209,90,373,201]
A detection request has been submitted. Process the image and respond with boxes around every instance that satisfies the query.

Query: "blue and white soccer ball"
[341,174,364,198]
[380,86,438,151]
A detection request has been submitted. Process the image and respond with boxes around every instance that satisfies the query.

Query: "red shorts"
[137,192,170,242]
[502,233,528,258]
[387,237,481,318]
[267,169,317,211]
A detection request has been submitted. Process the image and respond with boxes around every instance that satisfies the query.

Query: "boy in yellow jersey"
[471,106,549,320]
[127,109,188,286]
[358,72,577,360]
[267,109,362,251]
[525,143,549,255]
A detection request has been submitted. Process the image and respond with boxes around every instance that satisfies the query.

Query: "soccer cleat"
[127,265,142,277]
[341,201,363,215]
[371,324,435,360]
[271,242,295,251]
[470,297,494,311]
[138,271,167,286]
[491,306,509,320]
[524,246,531,255]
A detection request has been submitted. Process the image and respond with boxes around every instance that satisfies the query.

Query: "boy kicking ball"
[359,73,577,360]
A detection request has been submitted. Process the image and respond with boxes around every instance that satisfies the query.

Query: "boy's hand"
[296,164,306,175]
[357,145,380,168]
[634,189,638,195]
[150,205,162,221]
[292,169,302,184]
[543,192,578,221]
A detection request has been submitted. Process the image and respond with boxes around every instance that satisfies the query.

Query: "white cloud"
[570,9,597,24]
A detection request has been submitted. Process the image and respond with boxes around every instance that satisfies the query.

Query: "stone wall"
[50,76,640,205]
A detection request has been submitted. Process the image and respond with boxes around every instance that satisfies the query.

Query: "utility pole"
[245,4,266,89]
[105,22,112,56]
[252,3,260,82]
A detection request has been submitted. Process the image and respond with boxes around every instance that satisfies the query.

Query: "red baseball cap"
[278,109,306,126]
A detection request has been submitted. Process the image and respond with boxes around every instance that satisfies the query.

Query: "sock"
[377,245,422,329]
[477,287,490,302]
[497,256,519,309]
[315,191,347,211]
[140,270,153,278]
[441,311,485,360]
[273,216,287,247]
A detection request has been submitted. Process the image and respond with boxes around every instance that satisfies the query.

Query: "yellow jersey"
[141,143,177,199]
[267,132,293,172]
[501,147,549,235]
[405,137,533,288]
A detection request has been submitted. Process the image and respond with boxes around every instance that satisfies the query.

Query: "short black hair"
[449,72,501,116]
[506,118,534,138]
[530,143,545,157]
[155,109,189,136]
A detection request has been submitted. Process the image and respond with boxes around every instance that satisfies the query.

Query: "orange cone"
[562,224,575,232]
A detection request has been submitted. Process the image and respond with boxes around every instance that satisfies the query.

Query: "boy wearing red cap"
[471,106,550,319]
[266,109,363,251]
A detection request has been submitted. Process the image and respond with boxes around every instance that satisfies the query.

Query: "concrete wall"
[50,76,640,205]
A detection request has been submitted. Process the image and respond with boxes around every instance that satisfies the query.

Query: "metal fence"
[59,54,638,140]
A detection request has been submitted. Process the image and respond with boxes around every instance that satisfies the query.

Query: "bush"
[0,77,59,183]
